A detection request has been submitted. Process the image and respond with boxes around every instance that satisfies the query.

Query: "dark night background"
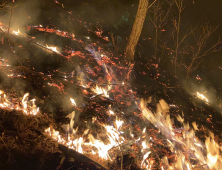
[0,0,222,169]
[1,0,222,91]
[2,0,220,112]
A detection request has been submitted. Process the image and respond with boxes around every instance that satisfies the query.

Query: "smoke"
[183,77,221,113]
[0,0,41,31]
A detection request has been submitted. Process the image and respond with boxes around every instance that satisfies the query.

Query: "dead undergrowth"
[0,107,106,170]
[0,108,61,170]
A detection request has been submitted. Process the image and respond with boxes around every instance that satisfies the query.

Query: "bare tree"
[124,0,153,64]
[149,0,174,65]
[182,24,221,83]
[147,0,221,87]
[0,1,8,11]
[173,0,184,76]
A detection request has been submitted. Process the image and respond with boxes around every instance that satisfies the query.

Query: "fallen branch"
[58,144,107,170]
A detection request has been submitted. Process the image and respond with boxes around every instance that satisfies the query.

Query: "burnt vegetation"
[0,0,222,170]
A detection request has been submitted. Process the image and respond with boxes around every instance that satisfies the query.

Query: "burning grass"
[0,108,106,170]
[1,16,222,170]
[1,84,221,170]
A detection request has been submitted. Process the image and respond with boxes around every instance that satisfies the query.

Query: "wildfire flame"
[115,118,124,130]
[140,98,222,169]
[46,45,59,53]
[1,68,221,170]
[42,95,221,169]
[0,22,221,169]
[70,97,76,106]
[13,29,19,35]
[196,92,209,103]
[44,97,125,162]
[91,84,111,98]
[0,90,39,115]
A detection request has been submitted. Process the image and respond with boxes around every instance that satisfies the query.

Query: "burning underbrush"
[0,93,108,170]
[1,85,222,170]
[0,19,222,170]
[0,108,60,170]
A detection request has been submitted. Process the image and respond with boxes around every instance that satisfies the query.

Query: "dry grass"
[0,108,61,170]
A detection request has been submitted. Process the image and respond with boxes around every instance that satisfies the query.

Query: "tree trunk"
[124,0,149,63]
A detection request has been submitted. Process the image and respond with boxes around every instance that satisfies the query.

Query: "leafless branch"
[8,2,15,36]
[178,28,195,47]
[174,0,183,76]
[195,40,221,59]
[148,0,158,9]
